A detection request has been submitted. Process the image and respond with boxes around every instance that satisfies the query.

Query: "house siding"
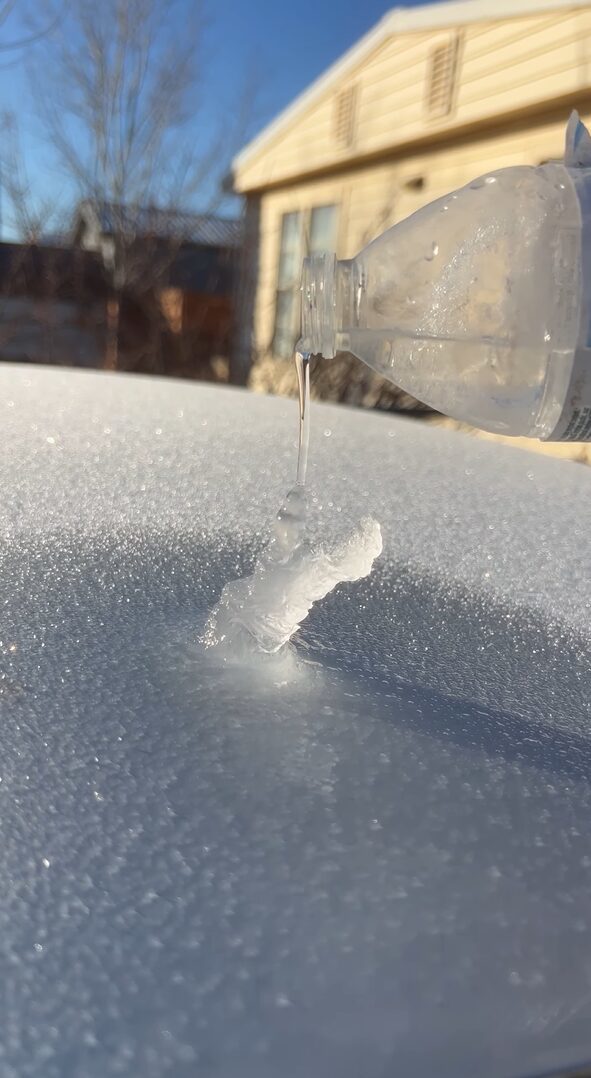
[235,9,591,193]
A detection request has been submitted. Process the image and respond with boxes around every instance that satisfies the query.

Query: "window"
[334,85,358,148]
[273,211,303,359]
[426,37,460,118]
[308,205,338,256]
[272,205,338,359]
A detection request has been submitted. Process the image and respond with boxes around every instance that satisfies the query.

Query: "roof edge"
[232,10,393,173]
[233,0,591,177]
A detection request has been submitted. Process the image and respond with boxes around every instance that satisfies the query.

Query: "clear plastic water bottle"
[300,112,591,441]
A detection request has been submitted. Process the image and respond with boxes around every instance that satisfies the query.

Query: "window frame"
[272,210,303,360]
[272,204,339,359]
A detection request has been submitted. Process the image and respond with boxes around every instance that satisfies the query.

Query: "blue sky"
[0,0,434,236]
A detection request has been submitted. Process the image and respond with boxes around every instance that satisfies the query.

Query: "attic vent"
[334,85,358,148]
[426,37,459,118]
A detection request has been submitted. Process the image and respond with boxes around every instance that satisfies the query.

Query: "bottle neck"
[300,252,354,358]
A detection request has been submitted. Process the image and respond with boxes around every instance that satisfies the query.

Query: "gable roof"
[234,0,591,173]
[75,201,241,249]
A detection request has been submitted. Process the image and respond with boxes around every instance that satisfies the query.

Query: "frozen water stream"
[204,350,382,655]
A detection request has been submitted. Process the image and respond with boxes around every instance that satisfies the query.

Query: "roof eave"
[233,0,591,180]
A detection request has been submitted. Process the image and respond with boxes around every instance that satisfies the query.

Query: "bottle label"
[548,346,591,440]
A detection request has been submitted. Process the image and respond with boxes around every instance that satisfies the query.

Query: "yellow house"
[232,0,591,389]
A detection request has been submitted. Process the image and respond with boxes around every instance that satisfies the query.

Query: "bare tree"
[28,0,252,368]
[0,113,62,242]
[0,0,67,239]
[0,0,60,55]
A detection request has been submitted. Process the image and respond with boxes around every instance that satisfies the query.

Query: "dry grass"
[249,354,591,465]
[428,416,591,465]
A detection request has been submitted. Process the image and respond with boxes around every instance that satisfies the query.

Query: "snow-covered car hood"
[0,364,590,1078]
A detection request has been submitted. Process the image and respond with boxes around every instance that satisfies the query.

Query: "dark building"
[0,204,241,378]
[73,201,241,376]
[0,243,108,367]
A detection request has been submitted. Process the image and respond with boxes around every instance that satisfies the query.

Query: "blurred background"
[1,0,590,461]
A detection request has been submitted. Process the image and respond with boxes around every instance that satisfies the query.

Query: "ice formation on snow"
[203,486,382,655]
